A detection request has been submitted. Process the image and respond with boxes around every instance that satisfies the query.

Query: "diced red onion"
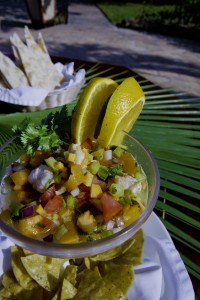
[21,206,34,218]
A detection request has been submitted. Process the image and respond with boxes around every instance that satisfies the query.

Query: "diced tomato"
[77,191,90,202]
[101,192,123,221]
[81,138,93,149]
[79,183,90,192]
[44,195,64,213]
[40,185,56,207]
[76,184,90,202]
[35,216,55,235]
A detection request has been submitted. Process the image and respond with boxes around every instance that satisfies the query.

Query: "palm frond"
[0,61,199,290]
[131,79,200,288]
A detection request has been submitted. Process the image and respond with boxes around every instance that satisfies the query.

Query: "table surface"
[0,56,199,297]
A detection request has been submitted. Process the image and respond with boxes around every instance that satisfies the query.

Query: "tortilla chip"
[21,254,67,292]
[51,288,60,300]
[2,269,43,300]
[58,265,78,300]
[11,246,35,289]
[0,51,29,88]
[10,31,63,91]
[74,269,125,300]
[24,27,50,61]
[111,229,144,266]
[62,265,78,286]
[37,32,49,54]
[84,256,98,271]
[102,264,134,295]
[89,235,136,262]
[60,279,77,300]
[0,286,16,299]
[10,43,22,68]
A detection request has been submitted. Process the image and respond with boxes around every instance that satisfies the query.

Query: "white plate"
[0,212,194,300]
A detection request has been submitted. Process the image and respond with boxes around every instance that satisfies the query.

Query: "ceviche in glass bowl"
[0,130,159,258]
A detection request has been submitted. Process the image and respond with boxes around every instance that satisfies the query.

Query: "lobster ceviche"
[0,107,148,244]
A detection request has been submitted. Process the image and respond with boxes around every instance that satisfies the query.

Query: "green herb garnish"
[10,202,24,219]
[12,106,71,156]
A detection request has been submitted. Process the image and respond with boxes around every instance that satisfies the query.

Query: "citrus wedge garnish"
[97,77,145,148]
[71,77,118,144]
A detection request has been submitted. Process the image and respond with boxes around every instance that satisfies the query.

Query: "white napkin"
[127,235,195,300]
[0,62,85,107]
[0,85,49,107]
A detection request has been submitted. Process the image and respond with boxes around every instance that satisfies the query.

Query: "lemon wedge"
[97,77,145,148]
[71,77,118,144]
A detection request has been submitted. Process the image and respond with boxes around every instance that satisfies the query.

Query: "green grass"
[96,1,200,41]
[96,2,176,25]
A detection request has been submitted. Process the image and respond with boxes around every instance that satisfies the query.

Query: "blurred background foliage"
[95,0,200,40]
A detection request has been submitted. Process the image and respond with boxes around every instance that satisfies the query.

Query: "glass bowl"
[0,132,160,258]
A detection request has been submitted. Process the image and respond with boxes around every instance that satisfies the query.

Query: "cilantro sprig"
[12,105,71,156]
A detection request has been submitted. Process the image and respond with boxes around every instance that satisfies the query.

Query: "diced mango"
[66,164,85,191]
[58,222,79,244]
[90,184,103,198]
[81,149,92,167]
[122,204,141,226]
[66,175,79,192]
[30,150,51,168]
[71,164,84,178]
[10,169,30,190]
[36,204,45,216]
[67,153,76,163]
[83,171,94,187]
[16,215,54,238]
[119,152,137,176]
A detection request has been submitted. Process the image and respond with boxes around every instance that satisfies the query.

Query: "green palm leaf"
[132,78,200,290]
[0,61,199,292]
